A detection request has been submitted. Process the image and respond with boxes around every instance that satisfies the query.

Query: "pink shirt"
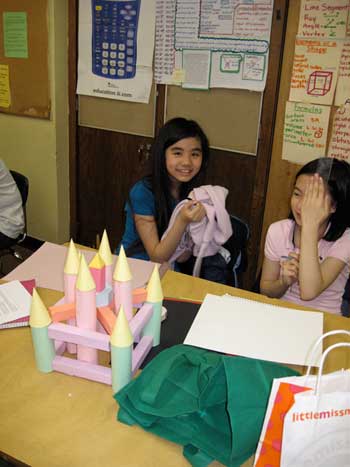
[264,219,350,314]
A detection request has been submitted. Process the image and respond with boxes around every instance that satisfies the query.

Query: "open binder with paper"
[0,279,35,329]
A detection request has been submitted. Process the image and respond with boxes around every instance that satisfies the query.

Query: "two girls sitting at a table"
[118,115,350,314]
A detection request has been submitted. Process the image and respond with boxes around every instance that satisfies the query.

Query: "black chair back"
[223,215,250,288]
[10,170,29,207]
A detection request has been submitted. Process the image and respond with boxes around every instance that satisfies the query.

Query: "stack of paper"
[0,279,35,329]
[184,294,324,367]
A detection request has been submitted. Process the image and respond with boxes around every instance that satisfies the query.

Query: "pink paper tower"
[64,239,80,353]
[113,245,133,321]
[89,252,105,293]
[76,254,97,364]
[98,230,113,287]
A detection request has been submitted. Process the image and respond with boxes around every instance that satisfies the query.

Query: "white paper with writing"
[0,281,31,325]
[155,0,274,91]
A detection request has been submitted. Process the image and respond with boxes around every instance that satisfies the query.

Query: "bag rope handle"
[305,330,350,377]
[315,342,350,395]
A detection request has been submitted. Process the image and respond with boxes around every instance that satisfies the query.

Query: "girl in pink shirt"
[260,158,350,314]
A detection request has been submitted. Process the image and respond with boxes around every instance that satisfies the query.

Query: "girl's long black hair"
[147,117,210,236]
[289,157,350,241]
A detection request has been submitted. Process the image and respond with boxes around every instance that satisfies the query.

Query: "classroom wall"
[259,0,312,272]
[0,0,69,243]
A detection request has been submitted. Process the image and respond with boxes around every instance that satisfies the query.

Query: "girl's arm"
[134,200,205,263]
[298,175,345,300]
[260,253,299,298]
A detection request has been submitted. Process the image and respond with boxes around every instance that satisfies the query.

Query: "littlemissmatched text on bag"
[292,407,350,422]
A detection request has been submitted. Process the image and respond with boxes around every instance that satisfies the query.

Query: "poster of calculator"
[77,0,155,103]
[92,0,140,80]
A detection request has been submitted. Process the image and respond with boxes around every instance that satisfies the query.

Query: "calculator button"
[118,52,125,59]
[119,44,126,51]
[102,67,108,75]
[120,9,127,15]
[110,60,116,67]
[102,42,109,49]
[110,43,117,50]
[127,30,134,38]
[127,48,133,56]
[102,51,109,58]
[110,52,117,59]
[118,61,125,68]
[126,66,133,72]
[109,68,116,76]
[102,59,108,66]
[127,40,133,47]
[130,10,137,16]
[126,57,133,64]
[117,69,125,77]
[124,15,132,20]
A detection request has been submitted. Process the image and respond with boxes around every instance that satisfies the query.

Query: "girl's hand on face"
[179,200,206,224]
[300,174,333,228]
[280,252,299,287]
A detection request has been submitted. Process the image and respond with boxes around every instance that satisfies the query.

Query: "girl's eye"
[192,152,202,158]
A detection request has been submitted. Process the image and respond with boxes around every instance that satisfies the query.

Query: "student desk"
[1,271,350,467]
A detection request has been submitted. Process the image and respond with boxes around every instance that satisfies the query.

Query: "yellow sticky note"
[0,65,11,108]
[171,68,186,84]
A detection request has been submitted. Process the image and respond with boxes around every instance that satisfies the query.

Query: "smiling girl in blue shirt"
[119,118,210,263]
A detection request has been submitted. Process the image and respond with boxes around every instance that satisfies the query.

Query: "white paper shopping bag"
[281,343,350,467]
[254,331,350,467]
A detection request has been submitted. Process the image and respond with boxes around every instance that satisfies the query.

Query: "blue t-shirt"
[118,180,155,260]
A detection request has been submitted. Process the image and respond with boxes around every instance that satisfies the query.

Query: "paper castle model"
[29,230,163,393]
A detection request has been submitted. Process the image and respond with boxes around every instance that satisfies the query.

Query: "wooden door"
[77,128,153,247]
[69,0,289,289]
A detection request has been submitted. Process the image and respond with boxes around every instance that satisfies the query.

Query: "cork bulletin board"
[166,86,262,155]
[0,0,50,119]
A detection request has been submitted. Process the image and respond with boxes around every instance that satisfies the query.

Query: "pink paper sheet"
[4,242,158,292]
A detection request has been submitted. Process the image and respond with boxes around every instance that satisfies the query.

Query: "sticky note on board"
[3,12,28,58]
[171,68,186,84]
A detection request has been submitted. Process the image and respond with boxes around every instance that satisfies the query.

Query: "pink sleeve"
[264,223,282,262]
[327,229,350,265]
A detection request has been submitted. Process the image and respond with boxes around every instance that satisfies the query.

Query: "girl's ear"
[330,201,337,214]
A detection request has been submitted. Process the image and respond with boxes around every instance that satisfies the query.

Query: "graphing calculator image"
[91,0,141,79]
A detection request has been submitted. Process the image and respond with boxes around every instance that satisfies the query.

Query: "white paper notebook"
[184,294,324,367]
[0,281,31,326]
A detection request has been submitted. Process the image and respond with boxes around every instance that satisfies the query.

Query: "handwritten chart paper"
[298,0,349,39]
[327,101,350,162]
[282,101,330,164]
[335,40,350,106]
[0,64,10,108]
[0,281,31,325]
[155,0,273,91]
[289,38,342,105]
[184,294,324,367]
[182,50,210,89]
